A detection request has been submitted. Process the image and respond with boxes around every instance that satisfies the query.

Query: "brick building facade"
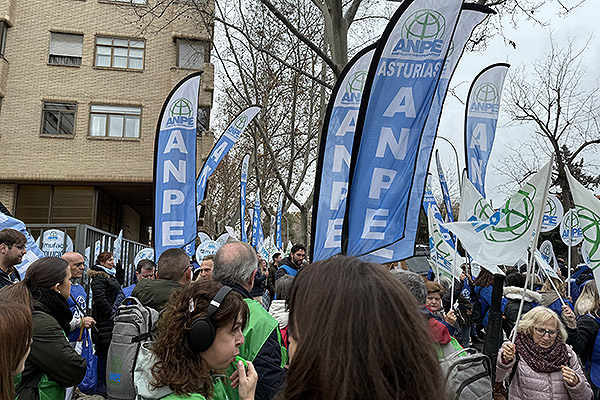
[0,0,215,243]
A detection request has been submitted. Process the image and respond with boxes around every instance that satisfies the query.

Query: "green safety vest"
[220,299,288,400]
[15,373,64,400]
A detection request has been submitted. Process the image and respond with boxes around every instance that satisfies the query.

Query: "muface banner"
[0,211,44,277]
[311,44,376,262]
[196,106,261,214]
[465,63,510,197]
[154,72,201,259]
[240,154,250,243]
[344,2,492,263]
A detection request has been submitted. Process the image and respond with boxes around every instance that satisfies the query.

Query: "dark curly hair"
[150,280,249,396]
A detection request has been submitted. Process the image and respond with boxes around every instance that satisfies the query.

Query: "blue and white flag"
[465,63,510,197]
[113,229,123,264]
[423,177,455,250]
[196,106,261,213]
[154,72,201,259]
[0,211,44,277]
[311,44,377,262]
[428,205,461,279]
[276,192,283,250]
[251,189,264,249]
[240,154,250,243]
[436,150,454,222]
[344,1,487,262]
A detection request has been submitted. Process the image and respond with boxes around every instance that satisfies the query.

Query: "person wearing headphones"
[149,280,257,400]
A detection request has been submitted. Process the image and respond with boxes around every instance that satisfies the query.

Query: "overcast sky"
[434,0,600,206]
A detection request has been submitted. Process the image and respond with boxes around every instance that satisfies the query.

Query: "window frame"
[0,21,8,57]
[88,104,142,139]
[48,32,84,67]
[175,38,209,70]
[40,101,78,137]
[94,36,145,71]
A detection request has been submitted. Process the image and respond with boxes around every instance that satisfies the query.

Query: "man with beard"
[0,228,27,289]
[275,244,305,281]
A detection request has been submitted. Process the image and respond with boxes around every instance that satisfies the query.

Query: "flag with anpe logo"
[196,106,261,214]
[154,72,202,259]
[566,168,600,292]
[343,1,494,263]
[311,44,376,262]
[443,160,552,275]
[428,204,461,279]
[465,63,510,197]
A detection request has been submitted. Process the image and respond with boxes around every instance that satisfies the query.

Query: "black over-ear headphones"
[188,286,233,353]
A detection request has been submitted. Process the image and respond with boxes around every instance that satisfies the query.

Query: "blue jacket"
[67,284,88,342]
[474,285,493,326]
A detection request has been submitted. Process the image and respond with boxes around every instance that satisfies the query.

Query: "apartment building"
[0,0,215,243]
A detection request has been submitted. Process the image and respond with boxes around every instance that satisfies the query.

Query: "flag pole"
[568,223,572,297]
[511,155,554,343]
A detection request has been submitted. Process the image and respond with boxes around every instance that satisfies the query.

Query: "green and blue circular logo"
[170,98,193,117]
[577,206,600,264]
[234,115,248,130]
[346,71,368,94]
[474,82,499,104]
[402,9,446,41]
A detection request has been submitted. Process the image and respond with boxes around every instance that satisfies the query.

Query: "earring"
[57,290,61,294]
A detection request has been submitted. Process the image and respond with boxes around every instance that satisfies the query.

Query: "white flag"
[458,172,493,222]
[444,160,552,274]
[427,205,461,279]
[566,168,600,291]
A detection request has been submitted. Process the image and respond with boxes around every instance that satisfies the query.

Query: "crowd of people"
[1,225,600,399]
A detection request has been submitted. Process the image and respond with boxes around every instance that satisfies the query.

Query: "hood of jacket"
[268,300,289,329]
[503,286,542,303]
[87,265,113,279]
[540,291,561,307]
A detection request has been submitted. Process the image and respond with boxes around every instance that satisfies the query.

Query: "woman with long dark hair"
[0,257,86,399]
[88,251,120,396]
[280,255,444,400]
[149,280,257,399]
[0,302,33,400]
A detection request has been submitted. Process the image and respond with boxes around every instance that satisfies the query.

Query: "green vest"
[220,299,288,400]
[15,373,64,400]
[161,393,206,400]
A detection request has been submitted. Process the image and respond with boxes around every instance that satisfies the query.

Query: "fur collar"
[503,286,542,303]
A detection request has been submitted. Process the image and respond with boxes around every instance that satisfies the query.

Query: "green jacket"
[222,299,287,400]
[17,302,87,400]
[132,278,183,310]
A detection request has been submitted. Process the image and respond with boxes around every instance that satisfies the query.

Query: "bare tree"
[498,37,600,210]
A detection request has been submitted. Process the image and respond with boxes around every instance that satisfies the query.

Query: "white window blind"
[50,33,83,57]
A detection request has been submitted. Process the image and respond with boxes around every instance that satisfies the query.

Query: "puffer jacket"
[503,286,541,337]
[496,342,593,400]
[88,266,121,345]
[268,299,288,329]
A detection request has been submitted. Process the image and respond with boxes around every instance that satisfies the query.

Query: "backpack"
[440,347,493,400]
[107,296,160,400]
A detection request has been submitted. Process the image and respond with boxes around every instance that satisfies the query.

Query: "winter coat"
[567,315,600,372]
[474,285,493,326]
[0,266,20,289]
[131,278,183,310]
[268,299,289,329]
[17,300,87,399]
[275,257,300,280]
[496,342,592,400]
[503,286,542,337]
[88,265,121,345]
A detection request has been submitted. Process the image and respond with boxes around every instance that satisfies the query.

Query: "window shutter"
[50,33,83,57]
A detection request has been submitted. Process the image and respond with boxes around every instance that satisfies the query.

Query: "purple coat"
[496,342,592,400]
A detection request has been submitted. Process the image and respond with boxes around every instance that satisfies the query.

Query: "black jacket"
[275,256,300,281]
[224,281,286,400]
[0,266,20,289]
[88,266,121,345]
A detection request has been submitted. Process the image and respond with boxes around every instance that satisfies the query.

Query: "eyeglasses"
[534,327,557,338]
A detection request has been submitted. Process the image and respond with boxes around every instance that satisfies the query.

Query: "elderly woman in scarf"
[496,306,592,400]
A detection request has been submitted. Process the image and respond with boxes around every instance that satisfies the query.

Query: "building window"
[176,39,206,70]
[95,37,144,70]
[41,102,77,136]
[49,32,83,66]
[197,107,209,136]
[89,105,141,138]
[0,22,7,57]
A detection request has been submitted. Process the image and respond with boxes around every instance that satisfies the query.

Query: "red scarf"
[515,331,569,373]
